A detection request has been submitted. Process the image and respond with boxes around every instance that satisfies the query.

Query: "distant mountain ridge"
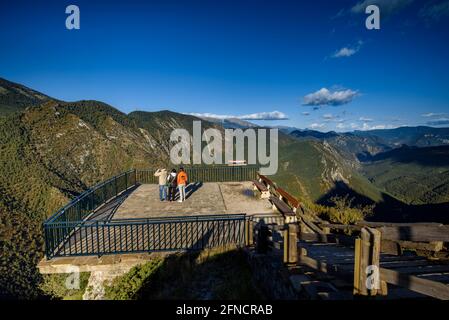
[354,126,449,148]
[191,115,258,129]
[290,129,391,165]
[290,129,340,140]
[290,126,449,150]
[0,77,52,115]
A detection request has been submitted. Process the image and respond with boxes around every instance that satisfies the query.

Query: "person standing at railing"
[177,167,188,203]
[154,168,168,201]
[167,169,177,201]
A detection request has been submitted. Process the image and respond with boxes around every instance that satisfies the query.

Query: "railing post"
[44,223,50,259]
[103,184,106,204]
[134,168,137,185]
[283,223,298,265]
[353,227,385,296]
[96,221,100,256]
[91,190,95,211]
[245,218,254,246]
[125,172,128,190]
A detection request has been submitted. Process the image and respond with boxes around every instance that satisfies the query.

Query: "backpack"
[167,174,177,186]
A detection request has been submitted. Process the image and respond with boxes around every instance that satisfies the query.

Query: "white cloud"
[336,122,393,131]
[302,111,310,116]
[187,110,288,121]
[359,117,374,122]
[359,123,396,130]
[332,41,363,58]
[351,0,414,16]
[421,112,446,117]
[336,123,348,130]
[309,123,326,130]
[322,114,346,123]
[333,47,357,58]
[302,88,359,107]
[239,111,289,120]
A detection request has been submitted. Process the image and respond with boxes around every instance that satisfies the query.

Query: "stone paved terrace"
[113,181,274,219]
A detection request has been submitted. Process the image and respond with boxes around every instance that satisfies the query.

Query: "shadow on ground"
[139,247,264,300]
[185,182,203,200]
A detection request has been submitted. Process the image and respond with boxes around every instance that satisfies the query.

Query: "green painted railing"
[43,165,259,259]
[136,165,259,184]
[44,170,137,257]
[45,214,247,258]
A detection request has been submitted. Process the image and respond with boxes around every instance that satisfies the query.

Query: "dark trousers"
[168,186,177,201]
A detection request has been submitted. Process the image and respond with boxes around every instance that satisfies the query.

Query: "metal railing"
[43,165,259,258]
[44,170,137,256]
[136,165,259,184]
[45,214,247,258]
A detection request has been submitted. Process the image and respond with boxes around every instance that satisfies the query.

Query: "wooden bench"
[252,180,270,199]
[269,196,297,223]
[258,173,276,189]
[276,187,300,212]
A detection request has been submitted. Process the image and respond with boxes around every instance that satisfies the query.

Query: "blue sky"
[1,0,449,131]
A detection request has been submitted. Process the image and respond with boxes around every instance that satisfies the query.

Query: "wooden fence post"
[249,220,254,246]
[245,219,250,246]
[353,227,386,296]
[283,223,298,265]
[283,226,288,263]
[245,219,254,246]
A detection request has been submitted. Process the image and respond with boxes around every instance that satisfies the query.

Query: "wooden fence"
[251,219,449,299]
[250,175,449,300]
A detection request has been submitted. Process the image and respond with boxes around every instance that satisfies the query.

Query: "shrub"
[312,195,374,225]
[104,259,163,300]
[40,272,90,300]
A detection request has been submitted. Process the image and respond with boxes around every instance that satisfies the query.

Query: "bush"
[0,204,45,299]
[40,272,90,300]
[312,195,374,225]
[104,259,163,300]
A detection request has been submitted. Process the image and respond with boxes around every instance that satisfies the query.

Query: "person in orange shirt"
[177,167,188,202]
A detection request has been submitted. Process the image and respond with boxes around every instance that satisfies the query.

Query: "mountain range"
[1,76,449,298]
